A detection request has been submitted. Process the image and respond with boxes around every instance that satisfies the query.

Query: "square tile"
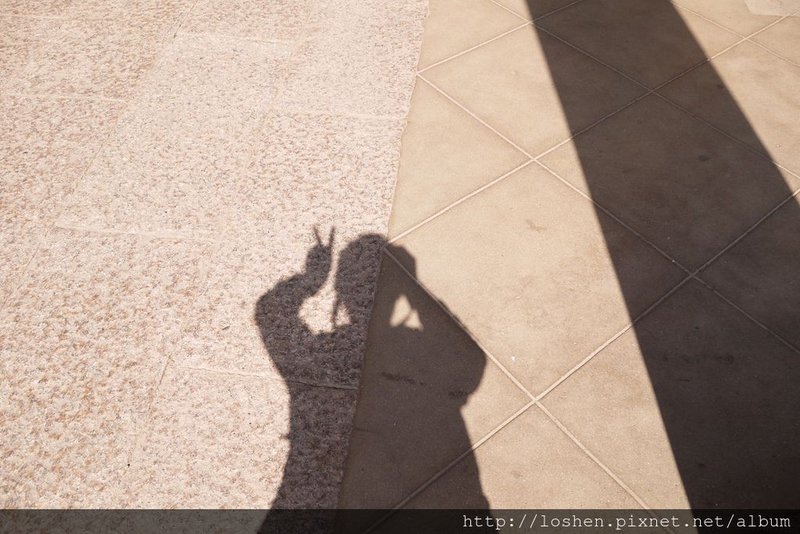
[182,0,314,42]
[417,0,525,70]
[493,0,582,20]
[701,197,800,350]
[542,280,800,508]
[401,406,639,508]
[672,0,780,35]
[395,164,684,394]
[274,0,427,117]
[538,0,739,88]
[541,95,796,270]
[338,255,530,516]
[423,26,644,156]
[0,229,214,507]
[389,79,528,236]
[127,366,356,509]
[661,41,800,174]
[753,16,800,64]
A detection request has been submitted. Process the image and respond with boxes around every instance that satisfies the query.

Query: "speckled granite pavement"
[1,0,426,508]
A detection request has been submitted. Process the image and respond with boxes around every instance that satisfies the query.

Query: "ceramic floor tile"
[661,41,800,175]
[542,280,800,508]
[671,0,780,35]
[182,0,315,42]
[394,164,684,394]
[753,16,800,65]
[0,229,214,507]
[493,0,583,20]
[701,197,800,350]
[400,406,639,509]
[388,79,528,236]
[423,26,644,156]
[537,0,739,88]
[540,95,796,270]
[128,366,356,510]
[338,255,530,519]
[275,0,426,117]
[417,0,525,70]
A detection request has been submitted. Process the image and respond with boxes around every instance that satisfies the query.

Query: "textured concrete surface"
[1,0,426,509]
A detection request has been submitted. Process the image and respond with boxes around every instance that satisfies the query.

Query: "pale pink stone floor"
[1,0,426,510]
[3,0,800,524]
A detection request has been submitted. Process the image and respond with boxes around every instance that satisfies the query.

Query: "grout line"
[417,22,532,74]
[417,73,535,158]
[185,365,360,390]
[532,160,693,274]
[51,223,224,243]
[388,160,534,244]
[746,37,800,69]
[535,403,653,509]
[650,90,800,182]
[691,187,800,274]
[365,400,538,532]
[1,91,126,103]
[382,247,537,401]
[691,276,800,355]
[535,275,692,402]
[486,0,533,21]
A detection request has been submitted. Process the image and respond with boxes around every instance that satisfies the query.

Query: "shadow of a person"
[255,230,491,533]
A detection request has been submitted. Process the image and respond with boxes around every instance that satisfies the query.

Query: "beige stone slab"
[753,17,800,65]
[661,41,800,175]
[399,406,639,509]
[127,366,356,509]
[182,0,314,42]
[275,0,427,117]
[388,79,528,236]
[493,0,582,20]
[0,229,214,507]
[541,95,796,270]
[672,0,780,35]
[417,0,525,70]
[542,280,800,508]
[394,164,684,394]
[338,255,530,518]
[537,0,739,88]
[701,197,800,350]
[423,26,644,156]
